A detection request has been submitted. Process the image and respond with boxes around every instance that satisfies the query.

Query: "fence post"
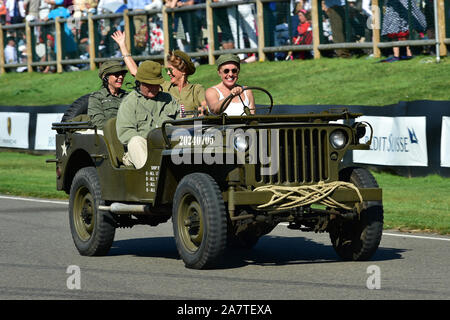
[88,13,96,70]
[55,17,63,73]
[0,25,5,74]
[256,0,265,62]
[162,5,170,66]
[124,10,131,53]
[371,0,381,58]
[437,0,447,56]
[206,0,216,65]
[311,0,321,59]
[25,21,33,73]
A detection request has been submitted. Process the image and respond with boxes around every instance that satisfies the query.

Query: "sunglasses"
[110,71,127,77]
[222,68,239,74]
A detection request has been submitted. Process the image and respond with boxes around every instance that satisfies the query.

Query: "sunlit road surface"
[1,195,449,300]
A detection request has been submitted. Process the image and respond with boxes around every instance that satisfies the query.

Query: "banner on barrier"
[0,112,30,149]
[353,116,428,166]
[35,113,64,150]
[441,117,450,167]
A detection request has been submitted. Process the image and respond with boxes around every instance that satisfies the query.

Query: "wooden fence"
[0,0,447,74]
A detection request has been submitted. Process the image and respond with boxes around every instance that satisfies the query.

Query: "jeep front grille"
[255,128,329,184]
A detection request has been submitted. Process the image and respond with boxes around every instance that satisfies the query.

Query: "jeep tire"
[329,167,384,261]
[172,173,227,269]
[69,167,116,256]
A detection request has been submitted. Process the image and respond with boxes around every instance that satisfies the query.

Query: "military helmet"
[136,61,164,85]
[98,60,128,79]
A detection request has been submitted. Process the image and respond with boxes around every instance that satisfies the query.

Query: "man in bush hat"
[88,60,128,130]
[116,60,180,169]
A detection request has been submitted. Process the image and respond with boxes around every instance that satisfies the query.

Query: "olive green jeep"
[49,87,383,269]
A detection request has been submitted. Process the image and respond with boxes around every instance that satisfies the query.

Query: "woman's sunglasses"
[222,68,239,74]
[110,71,127,77]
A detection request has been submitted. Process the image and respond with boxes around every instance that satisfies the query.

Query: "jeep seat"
[103,117,125,168]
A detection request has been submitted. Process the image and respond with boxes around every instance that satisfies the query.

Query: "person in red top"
[296,9,311,38]
[0,0,7,24]
[290,9,312,60]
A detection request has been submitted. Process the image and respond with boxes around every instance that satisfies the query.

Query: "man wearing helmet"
[116,60,180,169]
[87,60,129,130]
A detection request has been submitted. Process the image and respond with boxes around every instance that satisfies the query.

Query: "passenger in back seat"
[116,61,180,169]
[88,61,129,130]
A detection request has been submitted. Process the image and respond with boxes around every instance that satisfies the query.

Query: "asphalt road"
[1,195,449,302]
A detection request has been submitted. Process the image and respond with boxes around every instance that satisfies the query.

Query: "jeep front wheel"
[172,173,227,269]
[329,167,384,261]
[69,167,116,256]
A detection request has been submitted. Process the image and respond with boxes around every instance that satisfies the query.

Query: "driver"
[116,61,180,169]
[205,54,255,115]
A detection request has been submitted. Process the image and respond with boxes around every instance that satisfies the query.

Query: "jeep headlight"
[330,129,348,150]
[233,134,249,152]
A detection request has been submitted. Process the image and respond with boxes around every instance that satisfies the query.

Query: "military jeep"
[49,87,383,269]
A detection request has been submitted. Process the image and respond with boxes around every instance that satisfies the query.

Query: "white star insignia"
[61,141,68,156]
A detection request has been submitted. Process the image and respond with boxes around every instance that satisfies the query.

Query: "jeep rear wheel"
[69,167,116,256]
[329,167,384,261]
[172,173,227,269]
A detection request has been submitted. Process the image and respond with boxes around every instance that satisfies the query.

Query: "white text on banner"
[353,116,428,166]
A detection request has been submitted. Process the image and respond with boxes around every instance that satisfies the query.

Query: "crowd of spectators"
[0,0,439,73]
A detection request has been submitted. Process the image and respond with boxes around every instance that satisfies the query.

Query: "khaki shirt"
[87,87,128,130]
[161,80,205,113]
[116,90,180,145]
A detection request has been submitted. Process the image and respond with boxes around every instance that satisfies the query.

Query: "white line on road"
[2,196,449,242]
[0,195,68,205]
[278,223,450,242]
[381,232,450,242]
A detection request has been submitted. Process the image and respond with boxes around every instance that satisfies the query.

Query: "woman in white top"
[206,54,255,116]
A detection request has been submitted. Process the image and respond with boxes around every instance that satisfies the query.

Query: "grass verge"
[1,56,450,106]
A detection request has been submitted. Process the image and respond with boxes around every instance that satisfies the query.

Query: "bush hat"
[98,60,127,79]
[216,54,240,69]
[136,61,165,85]
[172,50,196,75]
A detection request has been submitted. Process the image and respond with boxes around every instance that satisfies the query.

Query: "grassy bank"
[1,56,449,106]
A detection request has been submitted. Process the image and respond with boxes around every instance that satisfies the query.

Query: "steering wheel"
[218,86,273,116]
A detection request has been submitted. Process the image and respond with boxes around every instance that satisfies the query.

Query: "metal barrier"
[0,0,447,74]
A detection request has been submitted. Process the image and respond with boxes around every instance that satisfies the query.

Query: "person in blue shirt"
[127,0,151,10]
[46,3,78,60]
